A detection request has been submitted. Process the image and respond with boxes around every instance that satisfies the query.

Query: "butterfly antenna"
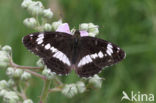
[59,12,64,19]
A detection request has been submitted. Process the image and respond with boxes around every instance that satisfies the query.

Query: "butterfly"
[23,30,126,77]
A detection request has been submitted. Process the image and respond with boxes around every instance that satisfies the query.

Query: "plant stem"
[49,87,62,93]
[39,79,51,103]
[9,56,46,80]
[9,57,41,70]
[25,69,46,80]
[54,77,63,86]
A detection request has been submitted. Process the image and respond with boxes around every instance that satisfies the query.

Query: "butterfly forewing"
[23,32,73,75]
[75,37,125,77]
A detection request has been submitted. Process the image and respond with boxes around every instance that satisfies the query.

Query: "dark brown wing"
[75,36,126,77]
[23,32,73,75]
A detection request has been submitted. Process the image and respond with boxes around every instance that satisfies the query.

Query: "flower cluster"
[21,0,99,37]
[61,75,103,98]
[0,45,33,103]
[79,23,99,37]
[6,67,31,80]
[61,81,86,98]
[0,79,33,103]
[22,0,53,31]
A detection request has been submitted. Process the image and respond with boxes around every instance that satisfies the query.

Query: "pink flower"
[79,31,88,37]
[56,23,88,37]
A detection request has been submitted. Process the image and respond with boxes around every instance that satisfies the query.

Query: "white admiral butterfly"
[23,30,126,77]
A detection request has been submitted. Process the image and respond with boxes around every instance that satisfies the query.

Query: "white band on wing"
[78,51,105,67]
[43,43,71,66]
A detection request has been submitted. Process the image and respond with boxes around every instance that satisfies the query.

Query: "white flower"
[62,84,78,98]
[6,67,15,77]
[23,17,37,28]
[88,32,97,37]
[27,1,44,16]
[21,0,33,8]
[0,80,8,90]
[43,8,53,19]
[88,23,99,36]
[44,23,52,31]
[76,81,86,93]
[2,45,12,53]
[23,99,33,103]
[42,67,55,80]
[52,19,62,30]
[0,89,8,97]
[8,79,15,87]
[6,67,24,78]
[14,69,24,78]
[21,72,31,80]
[89,75,102,88]
[79,23,99,37]
[3,91,19,103]
[0,51,9,66]
[36,59,44,67]
[0,62,8,68]
[79,23,89,31]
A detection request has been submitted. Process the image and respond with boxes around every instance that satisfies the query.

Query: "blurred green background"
[0,0,156,103]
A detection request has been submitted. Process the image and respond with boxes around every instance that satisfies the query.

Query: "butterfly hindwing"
[43,57,71,75]
[75,36,125,77]
[23,32,73,75]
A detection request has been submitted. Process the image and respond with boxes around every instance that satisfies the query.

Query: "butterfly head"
[73,30,81,38]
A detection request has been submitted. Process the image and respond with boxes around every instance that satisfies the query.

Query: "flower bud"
[44,23,52,31]
[79,23,89,31]
[6,67,24,78]
[56,23,71,34]
[27,1,44,16]
[76,81,86,93]
[21,0,33,8]
[23,99,33,103]
[88,23,98,29]
[88,32,97,37]
[14,69,24,78]
[2,45,12,53]
[23,17,37,28]
[79,30,88,37]
[3,91,19,103]
[51,19,62,30]
[43,8,53,19]
[0,89,8,97]
[62,84,78,98]
[0,62,8,69]
[88,23,99,35]
[21,72,31,80]
[6,67,15,77]
[36,59,44,67]
[89,75,102,88]
[42,67,55,80]
[0,51,9,63]
[8,79,15,87]
[0,80,8,90]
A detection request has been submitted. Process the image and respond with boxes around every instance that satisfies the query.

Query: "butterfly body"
[23,31,125,77]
